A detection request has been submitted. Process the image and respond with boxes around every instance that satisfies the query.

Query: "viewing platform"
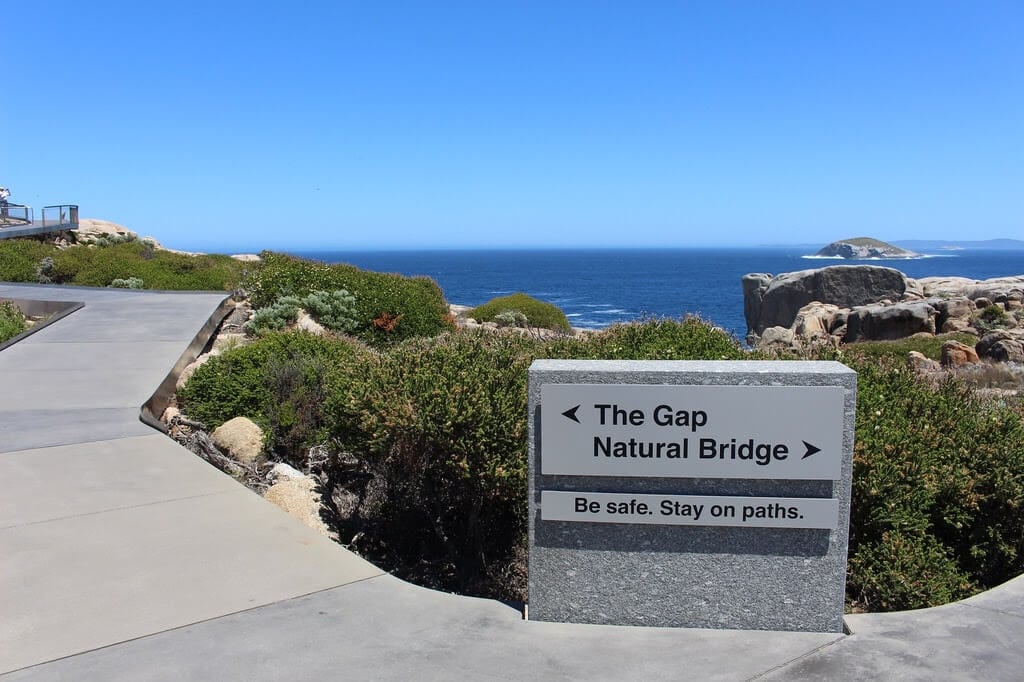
[0,204,79,239]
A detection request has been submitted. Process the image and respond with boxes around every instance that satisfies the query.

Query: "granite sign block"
[528,359,856,633]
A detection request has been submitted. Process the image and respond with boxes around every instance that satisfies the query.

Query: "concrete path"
[1,283,1021,680]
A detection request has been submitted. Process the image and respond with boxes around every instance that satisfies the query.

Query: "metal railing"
[41,204,78,229]
[0,203,33,227]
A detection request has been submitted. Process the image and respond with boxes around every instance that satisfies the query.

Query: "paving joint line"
[0,432,165,456]
[0,490,230,530]
[744,632,849,680]
[958,601,1024,621]
[0,573,389,678]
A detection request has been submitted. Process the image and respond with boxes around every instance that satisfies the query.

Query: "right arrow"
[802,441,821,459]
[562,405,581,423]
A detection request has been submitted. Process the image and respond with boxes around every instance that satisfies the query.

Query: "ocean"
[290,248,1024,340]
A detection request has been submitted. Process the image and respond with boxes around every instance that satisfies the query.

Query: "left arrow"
[562,405,581,423]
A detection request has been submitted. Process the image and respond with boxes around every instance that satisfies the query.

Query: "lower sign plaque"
[541,490,838,529]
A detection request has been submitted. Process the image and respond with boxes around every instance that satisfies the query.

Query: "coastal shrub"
[299,289,359,333]
[321,318,754,600]
[0,239,52,282]
[0,301,27,343]
[842,353,1024,611]
[109,276,145,289]
[549,316,748,361]
[35,257,55,284]
[974,304,1011,334]
[493,310,528,328]
[843,333,980,362]
[43,241,245,290]
[246,297,302,336]
[325,330,539,598]
[246,290,359,336]
[179,330,369,463]
[467,293,571,332]
[243,252,449,347]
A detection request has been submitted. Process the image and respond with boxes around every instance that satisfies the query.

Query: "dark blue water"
[290,248,1024,339]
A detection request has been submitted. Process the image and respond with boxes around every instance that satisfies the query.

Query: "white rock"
[295,310,327,335]
[271,462,306,481]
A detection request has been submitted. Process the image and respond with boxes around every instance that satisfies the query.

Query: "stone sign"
[528,359,856,633]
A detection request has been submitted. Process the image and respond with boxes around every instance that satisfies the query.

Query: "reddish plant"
[373,312,403,332]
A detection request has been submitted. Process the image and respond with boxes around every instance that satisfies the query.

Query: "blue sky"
[3,1,1022,251]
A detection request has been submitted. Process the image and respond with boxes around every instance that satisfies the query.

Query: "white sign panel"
[541,384,844,480]
[541,491,839,529]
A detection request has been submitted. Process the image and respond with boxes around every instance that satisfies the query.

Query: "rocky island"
[815,237,921,259]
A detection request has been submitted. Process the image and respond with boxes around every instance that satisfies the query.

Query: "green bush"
[841,352,1024,611]
[320,318,751,599]
[467,293,571,332]
[848,531,973,612]
[325,330,538,597]
[0,239,53,282]
[179,331,370,463]
[0,301,27,343]
[549,315,748,361]
[243,252,449,347]
[0,239,246,290]
[975,304,1011,334]
[50,242,246,290]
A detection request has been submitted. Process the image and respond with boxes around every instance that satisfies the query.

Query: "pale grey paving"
[0,407,153,453]
[0,575,843,682]
[1,283,1023,681]
[0,285,381,675]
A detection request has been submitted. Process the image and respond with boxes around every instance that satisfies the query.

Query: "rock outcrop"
[74,218,143,244]
[977,331,1024,363]
[744,266,907,337]
[72,218,260,261]
[845,301,936,342]
[743,266,1024,354]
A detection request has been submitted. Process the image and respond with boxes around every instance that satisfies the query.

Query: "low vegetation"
[0,301,28,343]
[243,251,451,348]
[178,331,371,463]
[177,309,1024,611]
[0,237,247,290]
[840,333,980,362]
[844,353,1024,611]
[467,292,571,332]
